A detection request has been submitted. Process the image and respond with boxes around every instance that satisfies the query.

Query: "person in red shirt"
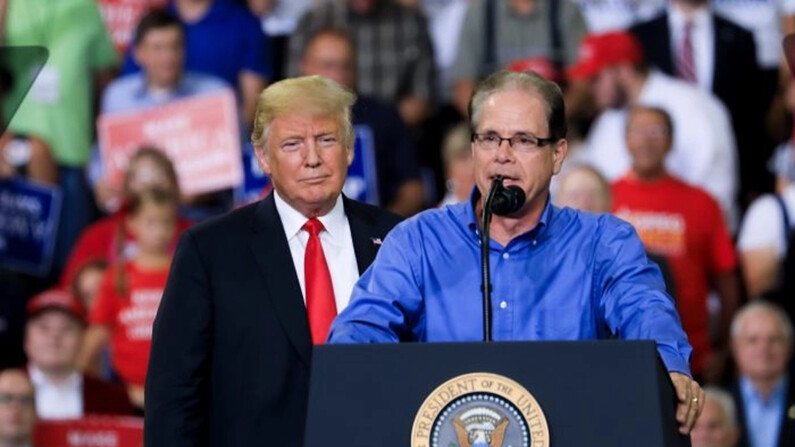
[611,105,740,383]
[77,187,178,410]
[60,147,190,288]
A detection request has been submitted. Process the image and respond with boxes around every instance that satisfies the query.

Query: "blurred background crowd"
[1,1,795,446]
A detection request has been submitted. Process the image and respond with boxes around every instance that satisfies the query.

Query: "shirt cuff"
[657,344,692,378]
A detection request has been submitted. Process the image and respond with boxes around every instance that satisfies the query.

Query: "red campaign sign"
[33,416,143,447]
[98,0,168,55]
[98,89,244,196]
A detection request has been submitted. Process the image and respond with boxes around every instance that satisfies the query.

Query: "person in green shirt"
[3,0,118,271]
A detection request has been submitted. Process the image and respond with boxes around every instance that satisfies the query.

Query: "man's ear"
[551,139,568,175]
[346,143,355,167]
[254,145,272,176]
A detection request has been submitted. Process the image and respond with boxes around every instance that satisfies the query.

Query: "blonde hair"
[250,75,357,150]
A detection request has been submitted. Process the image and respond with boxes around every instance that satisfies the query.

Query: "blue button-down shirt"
[100,71,229,115]
[329,194,693,375]
[740,376,787,447]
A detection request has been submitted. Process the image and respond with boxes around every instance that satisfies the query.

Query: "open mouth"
[489,174,517,183]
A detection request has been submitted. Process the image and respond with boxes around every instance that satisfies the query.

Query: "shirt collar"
[132,72,189,100]
[461,186,554,242]
[740,375,788,404]
[273,190,346,241]
[668,3,710,31]
[639,70,665,102]
[28,365,81,389]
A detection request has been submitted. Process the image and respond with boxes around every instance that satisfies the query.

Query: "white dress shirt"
[583,71,738,229]
[668,5,715,92]
[274,191,360,313]
[28,365,83,420]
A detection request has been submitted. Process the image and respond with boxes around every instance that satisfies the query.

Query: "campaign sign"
[98,0,168,55]
[236,126,380,206]
[98,89,243,197]
[343,125,379,205]
[0,178,61,276]
[236,142,271,205]
[34,417,143,447]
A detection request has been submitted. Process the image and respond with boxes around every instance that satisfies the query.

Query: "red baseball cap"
[566,31,644,81]
[506,57,560,82]
[27,288,86,324]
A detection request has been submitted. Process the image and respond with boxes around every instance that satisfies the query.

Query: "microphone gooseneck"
[480,176,526,342]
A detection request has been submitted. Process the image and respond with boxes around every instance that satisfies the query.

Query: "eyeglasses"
[471,132,557,153]
[0,393,35,407]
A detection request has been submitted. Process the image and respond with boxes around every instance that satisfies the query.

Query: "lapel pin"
[371,237,383,246]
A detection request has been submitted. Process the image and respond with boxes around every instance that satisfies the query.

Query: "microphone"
[490,183,526,216]
[480,176,526,342]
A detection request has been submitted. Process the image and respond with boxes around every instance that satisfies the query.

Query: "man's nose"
[495,139,513,162]
[304,140,322,167]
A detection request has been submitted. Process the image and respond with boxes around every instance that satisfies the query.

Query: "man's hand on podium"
[669,372,704,435]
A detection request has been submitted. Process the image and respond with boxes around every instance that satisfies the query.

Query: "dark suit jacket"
[731,378,795,447]
[631,13,766,193]
[144,194,402,447]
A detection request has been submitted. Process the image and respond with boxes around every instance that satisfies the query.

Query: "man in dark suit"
[144,75,402,447]
[630,0,769,202]
[729,301,795,447]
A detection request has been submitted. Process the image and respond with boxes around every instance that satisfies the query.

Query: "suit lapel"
[249,194,312,366]
[780,378,795,447]
[655,16,674,76]
[712,18,730,96]
[344,197,379,275]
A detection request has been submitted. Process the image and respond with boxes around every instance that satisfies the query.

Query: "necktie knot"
[303,218,324,237]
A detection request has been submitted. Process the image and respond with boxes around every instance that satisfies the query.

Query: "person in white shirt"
[24,289,134,420]
[737,170,795,299]
[571,0,666,32]
[631,0,767,205]
[566,31,739,229]
[0,368,36,447]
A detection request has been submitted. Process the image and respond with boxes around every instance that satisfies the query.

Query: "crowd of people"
[1,1,795,447]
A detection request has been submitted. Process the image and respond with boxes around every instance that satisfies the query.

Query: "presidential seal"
[411,373,549,447]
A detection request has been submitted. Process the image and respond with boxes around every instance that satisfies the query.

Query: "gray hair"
[468,70,567,141]
[702,387,737,427]
[730,301,793,343]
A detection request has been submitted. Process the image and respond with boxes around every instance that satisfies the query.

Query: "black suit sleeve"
[145,230,213,447]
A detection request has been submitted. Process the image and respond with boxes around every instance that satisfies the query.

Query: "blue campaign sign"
[236,126,381,206]
[344,125,379,205]
[0,178,62,276]
[236,142,271,205]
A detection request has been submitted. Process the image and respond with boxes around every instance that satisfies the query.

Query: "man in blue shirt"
[94,10,231,219]
[329,69,704,435]
[729,301,795,447]
[122,0,271,127]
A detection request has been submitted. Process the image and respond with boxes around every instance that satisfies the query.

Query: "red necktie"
[676,20,697,84]
[303,218,337,345]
